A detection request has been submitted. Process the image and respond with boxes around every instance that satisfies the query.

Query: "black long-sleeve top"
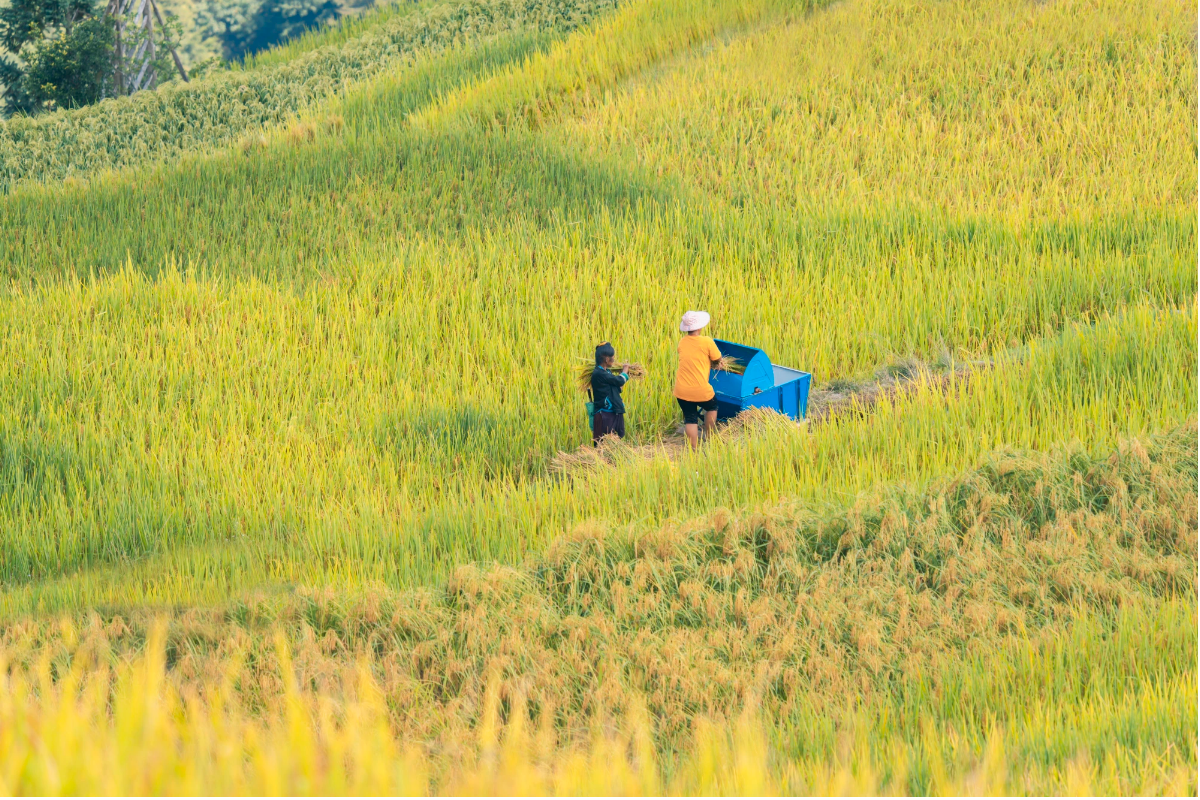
[590,367,629,415]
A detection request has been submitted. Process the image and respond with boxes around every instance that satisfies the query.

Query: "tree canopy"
[0,0,106,114]
[0,0,341,116]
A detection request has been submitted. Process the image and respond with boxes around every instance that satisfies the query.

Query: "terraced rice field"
[0,0,1194,792]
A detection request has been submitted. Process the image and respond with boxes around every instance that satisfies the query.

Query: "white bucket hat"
[679,310,711,332]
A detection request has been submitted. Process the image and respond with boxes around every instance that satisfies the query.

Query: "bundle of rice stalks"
[714,355,744,374]
[575,360,647,392]
[622,362,647,380]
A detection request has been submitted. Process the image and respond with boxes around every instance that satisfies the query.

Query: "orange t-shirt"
[674,335,722,401]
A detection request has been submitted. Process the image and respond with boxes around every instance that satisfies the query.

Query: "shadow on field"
[0,125,676,284]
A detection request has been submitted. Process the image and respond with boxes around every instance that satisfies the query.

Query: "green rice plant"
[0,304,1192,615]
[236,0,427,70]
[550,0,1196,221]
[413,0,813,133]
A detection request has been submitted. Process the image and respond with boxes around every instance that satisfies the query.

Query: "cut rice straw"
[714,355,744,374]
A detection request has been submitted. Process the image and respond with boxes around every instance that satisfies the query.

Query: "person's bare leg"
[702,409,718,441]
[685,423,699,449]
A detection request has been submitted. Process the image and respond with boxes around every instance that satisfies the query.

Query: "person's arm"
[592,369,628,387]
[708,339,722,366]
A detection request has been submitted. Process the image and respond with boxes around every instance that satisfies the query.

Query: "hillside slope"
[0,0,1194,616]
[0,0,1195,792]
[0,0,623,191]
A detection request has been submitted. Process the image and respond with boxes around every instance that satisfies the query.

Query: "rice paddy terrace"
[0,0,1195,792]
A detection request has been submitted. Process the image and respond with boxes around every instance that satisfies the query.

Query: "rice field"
[0,0,1195,792]
[2,428,1196,792]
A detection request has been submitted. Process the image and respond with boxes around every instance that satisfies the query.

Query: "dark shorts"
[593,411,625,444]
[676,396,718,425]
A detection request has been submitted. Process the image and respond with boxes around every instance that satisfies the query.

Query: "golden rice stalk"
[576,360,595,392]
[714,355,744,374]
[621,362,647,380]
[576,360,646,392]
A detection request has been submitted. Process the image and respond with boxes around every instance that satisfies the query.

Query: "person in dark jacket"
[590,341,630,445]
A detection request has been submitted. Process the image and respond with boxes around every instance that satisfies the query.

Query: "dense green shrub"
[21,17,116,112]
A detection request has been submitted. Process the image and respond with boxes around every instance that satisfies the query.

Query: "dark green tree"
[0,0,96,53]
[194,0,256,62]
[0,0,183,115]
[0,55,32,114]
[22,15,114,110]
[0,0,107,115]
[199,0,338,62]
[240,0,338,57]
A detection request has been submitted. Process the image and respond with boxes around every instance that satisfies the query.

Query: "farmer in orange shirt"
[674,310,722,448]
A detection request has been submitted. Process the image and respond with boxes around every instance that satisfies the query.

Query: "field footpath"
[553,355,984,474]
[562,305,1191,474]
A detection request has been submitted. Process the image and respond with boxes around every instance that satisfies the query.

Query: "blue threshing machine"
[708,339,812,422]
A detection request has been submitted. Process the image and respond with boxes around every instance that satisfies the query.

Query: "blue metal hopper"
[709,339,811,422]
